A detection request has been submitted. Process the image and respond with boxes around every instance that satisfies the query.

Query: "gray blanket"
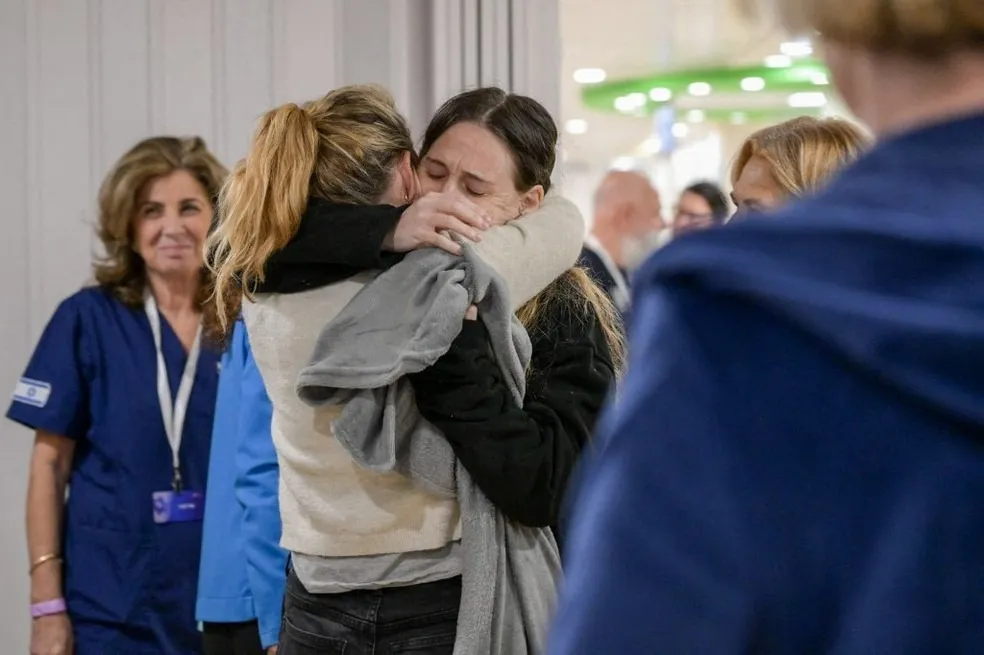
[296,244,562,655]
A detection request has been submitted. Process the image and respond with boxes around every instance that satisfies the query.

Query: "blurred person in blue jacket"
[197,318,285,655]
[550,0,984,652]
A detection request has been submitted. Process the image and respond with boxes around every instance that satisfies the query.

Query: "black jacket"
[408,276,616,539]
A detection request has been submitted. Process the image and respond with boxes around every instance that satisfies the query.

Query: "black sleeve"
[282,200,405,269]
[407,299,616,528]
[258,201,407,293]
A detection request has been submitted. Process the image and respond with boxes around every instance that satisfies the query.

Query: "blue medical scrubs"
[6,286,218,655]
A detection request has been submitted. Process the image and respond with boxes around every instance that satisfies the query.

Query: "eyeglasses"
[674,207,714,223]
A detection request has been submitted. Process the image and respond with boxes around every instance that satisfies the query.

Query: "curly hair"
[92,136,228,342]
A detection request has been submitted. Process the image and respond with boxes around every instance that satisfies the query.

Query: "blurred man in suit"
[578,170,664,314]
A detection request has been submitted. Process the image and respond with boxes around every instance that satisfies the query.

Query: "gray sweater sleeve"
[469,195,585,309]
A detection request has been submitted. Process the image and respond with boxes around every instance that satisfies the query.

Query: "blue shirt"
[196,320,286,649]
[7,287,218,655]
[550,113,984,654]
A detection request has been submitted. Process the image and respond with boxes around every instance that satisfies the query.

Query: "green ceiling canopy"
[581,58,832,119]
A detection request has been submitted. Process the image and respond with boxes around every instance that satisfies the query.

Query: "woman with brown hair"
[730,115,870,216]
[206,84,622,653]
[551,0,984,651]
[6,136,227,655]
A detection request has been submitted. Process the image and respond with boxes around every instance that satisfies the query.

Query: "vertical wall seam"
[25,0,42,334]
[86,0,103,270]
[211,0,226,159]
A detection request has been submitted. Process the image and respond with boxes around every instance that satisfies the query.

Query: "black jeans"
[280,570,460,654]
[202,620,266,655]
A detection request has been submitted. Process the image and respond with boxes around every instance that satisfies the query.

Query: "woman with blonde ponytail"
[206,84,618,653]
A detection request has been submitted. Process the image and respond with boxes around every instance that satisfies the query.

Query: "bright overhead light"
[811,72,829,85]
[639,136,662,155]
[686,109,706,123]
[565,119,588,135]
[614,96,635,112]
[614,93,647,113]
[573,67,607,84]
[672,122,689,138]
[765,54,792,68]
[730,112,749,125]
[611,156,637,171]
[741,76,766,92]
[780,40,813,57]
[649,87,673,102]
[688,82,712,96]
[788,92,827,108]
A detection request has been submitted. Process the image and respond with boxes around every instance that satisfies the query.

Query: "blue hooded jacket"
[550,113,984,654]
[196,320,287,649]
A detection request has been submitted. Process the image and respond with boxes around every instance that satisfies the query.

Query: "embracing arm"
[471,195,586,307]
[408,296,614,527]
[260,196,492,293]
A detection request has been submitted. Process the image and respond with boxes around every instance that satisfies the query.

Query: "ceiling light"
[741,76,766,92]
[780,40,813,57]
[565,119,588,135]
[614,96,635,112]
[788,92,827,108]
[672,122,689,138]
[573,68,607,84]
[611,156,637,171]
[811,72,829,85]
[765,54,792,68]
[686,109,706,123]
[639,136,662,155]
[688,82,712,96]
[649,87,673,102]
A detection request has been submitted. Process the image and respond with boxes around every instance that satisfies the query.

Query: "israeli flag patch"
[12,378,51,408]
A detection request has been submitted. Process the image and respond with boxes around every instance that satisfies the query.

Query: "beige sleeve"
[469,194,586,309]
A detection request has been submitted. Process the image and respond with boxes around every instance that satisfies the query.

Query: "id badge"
[152,490,205,524]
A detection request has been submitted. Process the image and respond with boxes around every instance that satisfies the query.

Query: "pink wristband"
[31,598,66,619]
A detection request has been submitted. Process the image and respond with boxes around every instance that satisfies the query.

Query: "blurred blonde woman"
[730,116,870,216]
[7,137,227,655]
[206,85,621,653]
[551,0,984,652]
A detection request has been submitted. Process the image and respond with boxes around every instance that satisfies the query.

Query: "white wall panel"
[96,0,153,167]
[219,0,273,164]
[34,0,94,328]
[272,0,341,105]
[0,0,31,634]
[0,1,559,651]
[159,0,216,140]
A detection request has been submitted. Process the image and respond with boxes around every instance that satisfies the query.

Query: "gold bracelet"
[29,553,61,575]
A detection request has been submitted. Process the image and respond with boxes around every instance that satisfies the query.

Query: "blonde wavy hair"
[739,0,984,54]
[93,136,227,330]
[205,84,415,338]
[731,116,870,200]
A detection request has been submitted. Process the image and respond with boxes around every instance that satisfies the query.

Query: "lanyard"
[144,294,202,492]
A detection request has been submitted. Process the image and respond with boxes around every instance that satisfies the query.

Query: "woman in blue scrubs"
[6,136,228,655]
